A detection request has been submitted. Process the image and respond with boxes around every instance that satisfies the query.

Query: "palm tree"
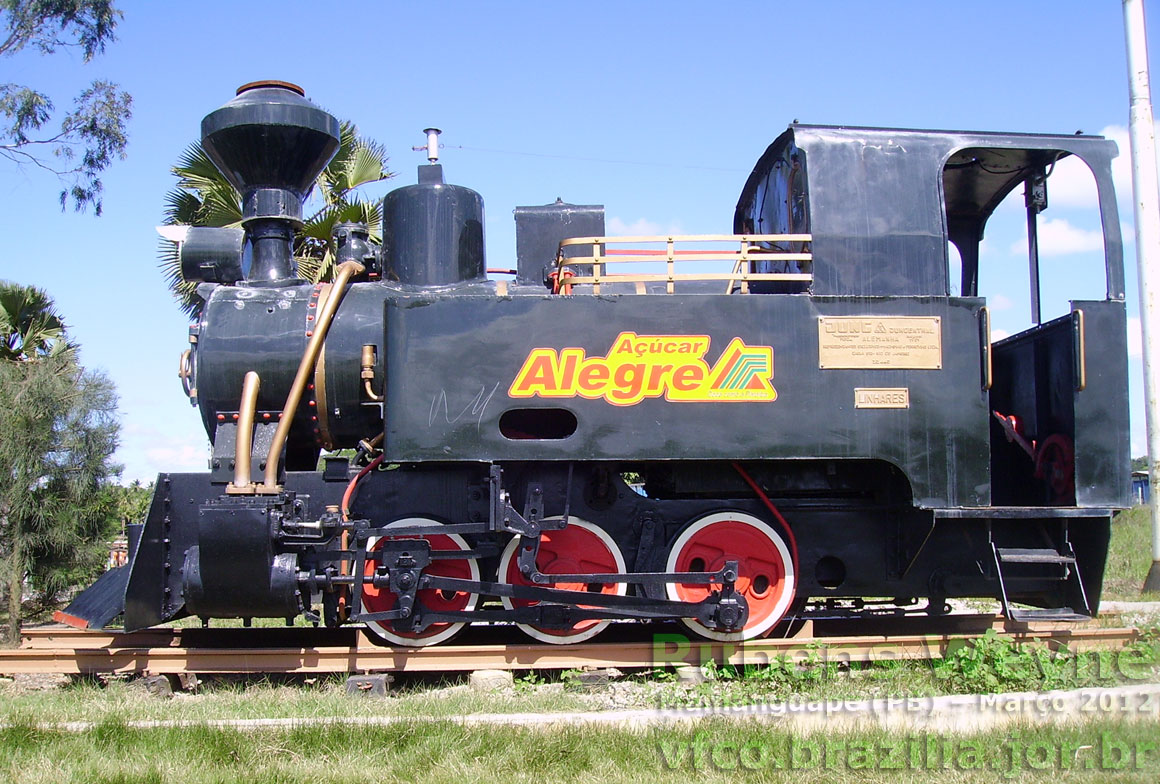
[0,281,70,361]
[159,122,392,317]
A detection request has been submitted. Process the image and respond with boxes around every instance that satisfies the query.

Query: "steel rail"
[1,616,1139,676]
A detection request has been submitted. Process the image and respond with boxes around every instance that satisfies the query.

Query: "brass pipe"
[178,349,194,397]
[364,379,383,401]
[228,371,261,492]
[262,260,365,490]
[313,301,335,450]
[361,344,383,402]
[356,432,385,459]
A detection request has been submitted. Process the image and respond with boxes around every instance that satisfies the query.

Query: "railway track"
[0,614,1140,676]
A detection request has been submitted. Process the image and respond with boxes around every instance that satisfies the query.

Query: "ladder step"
[991,528,1092,621]
[1008,607,1092,622]
[996,547,1076,564]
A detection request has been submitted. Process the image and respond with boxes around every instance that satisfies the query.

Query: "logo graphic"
[508,332,777,406]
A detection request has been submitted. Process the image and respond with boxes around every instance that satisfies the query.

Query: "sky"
[0,0,1156,483]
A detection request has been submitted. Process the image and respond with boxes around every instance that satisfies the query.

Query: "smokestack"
[200,81,341,283]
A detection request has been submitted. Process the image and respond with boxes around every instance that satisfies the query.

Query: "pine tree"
[0,281,120,645]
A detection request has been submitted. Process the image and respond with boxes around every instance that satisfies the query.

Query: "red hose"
[732,462,800,576]
[336,453,385,622]
[342,454,385,520]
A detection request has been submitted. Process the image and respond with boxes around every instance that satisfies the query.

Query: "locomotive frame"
[61,82,1131,646]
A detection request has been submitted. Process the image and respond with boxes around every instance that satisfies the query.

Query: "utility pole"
[1123,0,1160,592]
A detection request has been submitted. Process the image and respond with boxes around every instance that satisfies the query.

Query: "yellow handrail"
[555,234,812,294]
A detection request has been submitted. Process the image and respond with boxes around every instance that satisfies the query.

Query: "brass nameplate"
[855,387,910,409]
[818,316,942,369]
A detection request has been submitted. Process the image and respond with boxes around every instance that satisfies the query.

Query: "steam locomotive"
[61,82,1130,645]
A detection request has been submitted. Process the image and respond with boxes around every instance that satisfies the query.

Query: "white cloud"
[1056,124,1150,215]
[607,216,683,236]
[990,124,1130,214]
[991,328,1011,342]
[989,293,1014,311]
[120,444,206,483]
[1042,154,1099,209]
[994,190,1024,215]
[144,444,206,468]
[115,416,209,483]
[1008,217,1104,257]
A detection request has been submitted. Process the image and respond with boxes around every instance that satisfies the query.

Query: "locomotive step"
[990,535,1092,623]
[1006,607,1092,622]
[995,548,1077,565]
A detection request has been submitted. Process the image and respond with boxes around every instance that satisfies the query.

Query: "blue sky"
[0,0,1155,482]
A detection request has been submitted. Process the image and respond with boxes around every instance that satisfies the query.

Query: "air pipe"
[226,372,261,493]
[261,260,366,491]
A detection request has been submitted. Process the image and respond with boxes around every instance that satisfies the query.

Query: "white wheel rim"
[498,517,627,645]
[665,511,795,641]
[363,517,479,647]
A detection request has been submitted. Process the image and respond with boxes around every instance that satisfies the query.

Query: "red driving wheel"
[665,511,796,640]
[499,517,626,644]
[361,518,479,647]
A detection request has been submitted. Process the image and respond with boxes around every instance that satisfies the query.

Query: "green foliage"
[0,1,131,215]
[156,143,243,314]
[1130,455,1148,472]
[1105,505,1160,600]
[722,646,839,687]
[0,281,68,360]
[296,122,389,283]
[0,282,121,644]
[18,480,152,616]
[932,630,1038,692]
[102,481,151,532]
[931,628,1159,692]
[512,670,545,692]
[159,120,392,317]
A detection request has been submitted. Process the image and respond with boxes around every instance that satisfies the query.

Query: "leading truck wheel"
[499,517,627,644]
[665,511,796,641]
[361,518,480,647]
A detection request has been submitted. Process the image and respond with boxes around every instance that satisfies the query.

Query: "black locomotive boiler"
[62,82,1131,645]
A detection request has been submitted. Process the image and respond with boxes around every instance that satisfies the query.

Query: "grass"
[1105,506,1160,602]
[0,674,592,726]
[659,627,1160,710]
[0,633,1156,784]
[0,716,1158,783]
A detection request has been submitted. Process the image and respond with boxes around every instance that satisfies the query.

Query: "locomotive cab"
[736,124,1128,507]
[732,125,1128,620]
